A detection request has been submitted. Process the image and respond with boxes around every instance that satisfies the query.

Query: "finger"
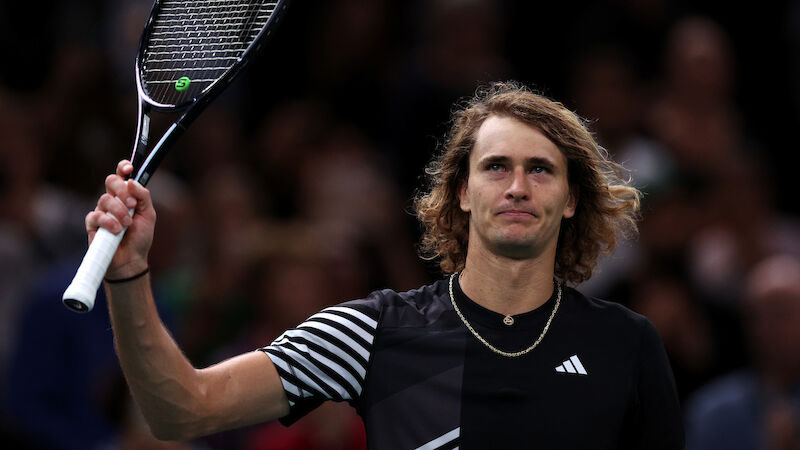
[88,206,125,235]
[86,210,105,243]
[116,160,134,177]
[86,210,103,233]
[98,193,133,228]
[98,212,126,234]
[105,175,137,209]
[105,174,127,196]
[127,180,152,213]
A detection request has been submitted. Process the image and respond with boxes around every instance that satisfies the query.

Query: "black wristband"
[104,267,149,284]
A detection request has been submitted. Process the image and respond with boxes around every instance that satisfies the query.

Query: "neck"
[459,243,557,316]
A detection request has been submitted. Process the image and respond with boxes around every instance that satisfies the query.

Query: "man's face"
[458,115,576,260]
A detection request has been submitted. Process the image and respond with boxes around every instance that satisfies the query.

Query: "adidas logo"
[555,354,588,375]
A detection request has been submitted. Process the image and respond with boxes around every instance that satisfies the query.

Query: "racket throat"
[134,121,186,187]
[139,114,150,149]
[130,101,152,179]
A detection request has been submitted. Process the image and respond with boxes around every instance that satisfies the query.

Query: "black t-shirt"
[261,276,684,449]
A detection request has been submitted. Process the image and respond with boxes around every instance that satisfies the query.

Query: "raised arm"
[88,160,289,440]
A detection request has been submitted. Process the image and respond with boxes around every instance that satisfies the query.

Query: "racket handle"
[63,208,132,313]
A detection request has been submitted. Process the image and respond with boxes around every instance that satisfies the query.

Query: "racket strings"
[142,0,279,106]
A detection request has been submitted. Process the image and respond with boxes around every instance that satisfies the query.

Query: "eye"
[530,166,549,174]
[487,163,505,172]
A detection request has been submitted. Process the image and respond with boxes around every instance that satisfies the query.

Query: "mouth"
[496,209,537,218]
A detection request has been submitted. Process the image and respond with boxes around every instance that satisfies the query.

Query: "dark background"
[2,0,800,448]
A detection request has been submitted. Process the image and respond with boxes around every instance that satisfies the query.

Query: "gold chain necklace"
[448,273,561,358]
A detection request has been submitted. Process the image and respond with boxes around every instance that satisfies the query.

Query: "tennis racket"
[62,0,290,313]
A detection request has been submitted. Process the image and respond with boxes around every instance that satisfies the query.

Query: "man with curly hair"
[90,82,683,449]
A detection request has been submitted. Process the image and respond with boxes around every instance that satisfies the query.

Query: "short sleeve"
[259,301,380,425]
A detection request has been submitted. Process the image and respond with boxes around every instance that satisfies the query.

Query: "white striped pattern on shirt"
[261,305,378,406]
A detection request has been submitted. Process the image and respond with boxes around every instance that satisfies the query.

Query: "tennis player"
[89,82,684,449]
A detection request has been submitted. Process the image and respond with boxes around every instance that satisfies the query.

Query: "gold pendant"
[503,315,514,326]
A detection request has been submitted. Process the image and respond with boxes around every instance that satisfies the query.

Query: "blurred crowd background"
[2,0,800,449]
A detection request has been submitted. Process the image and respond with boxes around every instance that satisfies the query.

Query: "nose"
[505,168,530,201]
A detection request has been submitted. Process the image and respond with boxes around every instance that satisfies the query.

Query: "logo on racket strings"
[175,77,191,91]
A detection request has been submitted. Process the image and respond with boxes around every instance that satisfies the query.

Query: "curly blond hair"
[414,81,641,285]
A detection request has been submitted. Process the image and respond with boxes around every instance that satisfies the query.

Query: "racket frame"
[62,0,290,313]
[130,0,291,187]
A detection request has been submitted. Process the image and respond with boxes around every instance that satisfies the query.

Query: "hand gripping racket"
[63,0,290,313]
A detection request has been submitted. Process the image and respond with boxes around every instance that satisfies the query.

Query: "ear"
[458,180,471,213]
[563,186,578,219]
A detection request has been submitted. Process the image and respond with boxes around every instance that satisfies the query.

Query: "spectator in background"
[643,15,745,270]
[384,0,513,197]
[251,99,428,289]
[686,254,800,450]
[302,0,395,132]
[642,15,778,304]
[239,226,371,450]
[2,167,195,450]
[251,99,338,218]
[3,263,120,450]
[295,124,428,291]
[570,45,674,198]
[628,271,717,401]
[566,0,681,83]
[633,15,800,406]
[179,164,266,368]
[567,44,673,298]
[0,99,90,391]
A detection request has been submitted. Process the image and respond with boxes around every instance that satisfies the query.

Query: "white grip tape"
[62,202,133,313]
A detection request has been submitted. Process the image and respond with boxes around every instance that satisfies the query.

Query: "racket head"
[135,0,289,110]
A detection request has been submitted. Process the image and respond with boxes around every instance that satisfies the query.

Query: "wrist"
[105,267,149,284]
[106,259,149,281]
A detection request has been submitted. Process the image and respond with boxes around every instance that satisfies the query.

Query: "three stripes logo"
[555,354,588,375]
